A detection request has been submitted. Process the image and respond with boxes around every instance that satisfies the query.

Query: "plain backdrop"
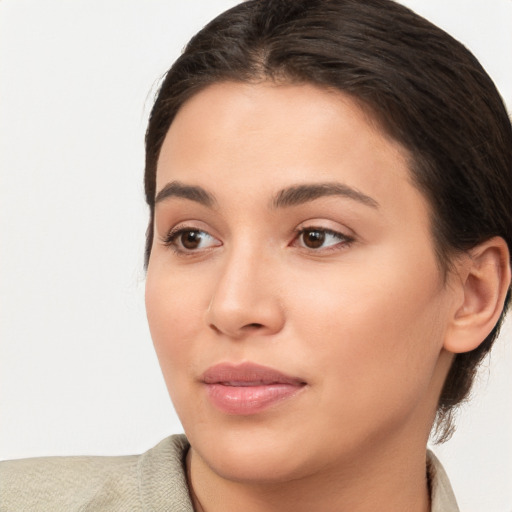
[1,1,511,511]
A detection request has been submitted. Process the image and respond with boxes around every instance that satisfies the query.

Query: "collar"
[139,436,459,511]
[428,449,460,511]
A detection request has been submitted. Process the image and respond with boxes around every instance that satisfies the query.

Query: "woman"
[1,0,511,511]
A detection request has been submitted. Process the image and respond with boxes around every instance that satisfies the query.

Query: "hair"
[143,0,512,441]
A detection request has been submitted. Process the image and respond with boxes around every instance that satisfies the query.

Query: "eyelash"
[162,226,220,255]
[293,227,354,252]
[162,225,354,255]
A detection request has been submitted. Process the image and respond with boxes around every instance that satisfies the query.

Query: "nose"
[206,247,285,339]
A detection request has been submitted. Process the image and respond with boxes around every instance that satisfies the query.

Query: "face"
[146,82,457,483]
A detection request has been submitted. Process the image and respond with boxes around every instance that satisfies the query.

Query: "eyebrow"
[155,181,216,207]
[154,180,379,210]
[272,183,379,209]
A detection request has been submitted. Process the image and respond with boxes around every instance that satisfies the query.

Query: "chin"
[197,445,311,484]
[186,421,320,484]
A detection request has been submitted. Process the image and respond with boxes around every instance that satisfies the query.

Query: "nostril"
[209,324,221,333]
[208,322,264,336]
[244,323,264,330]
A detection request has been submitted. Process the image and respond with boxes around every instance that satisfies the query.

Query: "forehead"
[158,81,408,170]
[156,81,425,220]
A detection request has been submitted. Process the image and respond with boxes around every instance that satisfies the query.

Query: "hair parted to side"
[143,0,512,441]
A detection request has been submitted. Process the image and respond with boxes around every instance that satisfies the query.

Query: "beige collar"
[427,450,460,511]
[139,436,460,512]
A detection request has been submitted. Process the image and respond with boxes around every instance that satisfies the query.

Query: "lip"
[201,362,306,415]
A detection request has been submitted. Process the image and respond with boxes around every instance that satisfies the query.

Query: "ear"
[444,237,511,354]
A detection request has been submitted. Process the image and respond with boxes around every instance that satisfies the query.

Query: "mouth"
[201,362,307,415]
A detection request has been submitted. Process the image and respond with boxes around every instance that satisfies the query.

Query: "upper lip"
[201,362,306,386]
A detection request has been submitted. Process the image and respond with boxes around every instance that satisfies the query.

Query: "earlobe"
[444,237,511,354]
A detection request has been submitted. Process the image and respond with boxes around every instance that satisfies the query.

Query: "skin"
[145,81,471,512]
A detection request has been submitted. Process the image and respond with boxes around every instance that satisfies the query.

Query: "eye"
[163,227,221,253]
[295,227,353,250]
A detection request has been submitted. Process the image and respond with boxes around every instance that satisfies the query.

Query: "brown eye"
[164,227,221,253]
[180,230,203,249]
[302,230,325,248]
[295,227,352,251]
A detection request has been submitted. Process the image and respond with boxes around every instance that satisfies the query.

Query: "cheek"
[145,267,211,429]
[287,250,449,414]
[145,263,207,368]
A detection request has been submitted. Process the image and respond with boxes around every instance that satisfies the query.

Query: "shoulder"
[0,434,193,512]
[0,452,140,511]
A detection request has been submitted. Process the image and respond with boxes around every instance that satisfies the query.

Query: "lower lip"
[205,383,304,415]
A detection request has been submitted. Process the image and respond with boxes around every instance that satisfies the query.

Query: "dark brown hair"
[144,0,512,440]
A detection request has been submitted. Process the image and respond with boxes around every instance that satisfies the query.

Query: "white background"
[0,1,511,511]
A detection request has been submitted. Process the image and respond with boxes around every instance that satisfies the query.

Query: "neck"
[186,438,431,512]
